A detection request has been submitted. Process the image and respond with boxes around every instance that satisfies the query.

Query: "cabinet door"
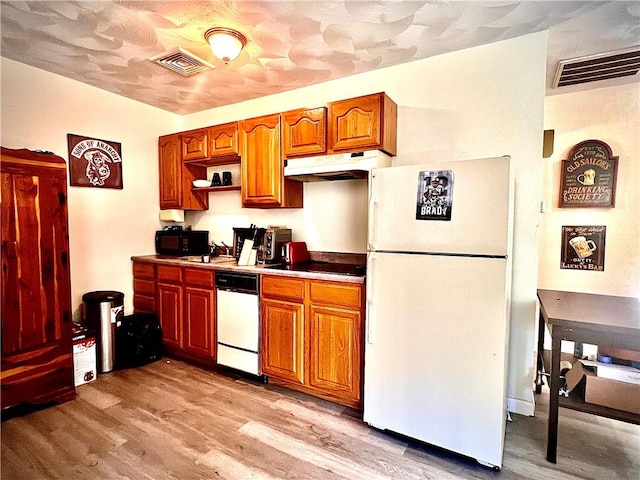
[159,134,208,211]
[184,287,215,360]
[328,92,397,155]
[261,298,305,384]
[282,107,326,157]
[308,305,361,403]
[1,149,75,409]
[158,134,181,209]
[209,122,240,159]
[181,128,208,161]
[241,114,282,206]
[158,283,183,351]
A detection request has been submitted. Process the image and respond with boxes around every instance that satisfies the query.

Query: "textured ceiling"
[1,1,639,115]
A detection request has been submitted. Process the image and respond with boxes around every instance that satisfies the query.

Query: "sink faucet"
[221,241,233,257]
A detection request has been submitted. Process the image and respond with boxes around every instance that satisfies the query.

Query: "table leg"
[535,310,546,394]
[546,329,562,463]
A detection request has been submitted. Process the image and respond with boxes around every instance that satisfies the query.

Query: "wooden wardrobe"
[1,147,75,410]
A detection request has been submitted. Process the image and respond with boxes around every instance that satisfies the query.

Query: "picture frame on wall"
[67,133,123,189]
[560,225,606,271]
[559,139,618,208]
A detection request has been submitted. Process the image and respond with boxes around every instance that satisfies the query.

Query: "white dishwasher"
[215,271,261,376]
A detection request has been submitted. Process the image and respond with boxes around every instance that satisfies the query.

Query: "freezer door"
[368,156,512,256]
[364,251,511,468]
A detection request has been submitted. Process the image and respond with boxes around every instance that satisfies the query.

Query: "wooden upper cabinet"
[181,128,208,161]
[282,107,327,158]
[159,134,208,211]
[208,122,241,161]
[241,114,303,208]
[328,92,397,156]
[158,134,182,209]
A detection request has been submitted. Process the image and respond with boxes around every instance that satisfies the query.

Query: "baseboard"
[507,396,535,416]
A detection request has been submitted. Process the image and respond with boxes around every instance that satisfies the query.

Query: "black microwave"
[155,230,209,256]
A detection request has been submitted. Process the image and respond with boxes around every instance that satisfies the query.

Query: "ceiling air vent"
[553,47,640,88]
[149,47,214,77]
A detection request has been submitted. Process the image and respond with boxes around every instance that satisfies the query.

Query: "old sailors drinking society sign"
[559,139,618,208]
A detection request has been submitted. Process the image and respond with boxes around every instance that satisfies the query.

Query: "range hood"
[284,150,392,181]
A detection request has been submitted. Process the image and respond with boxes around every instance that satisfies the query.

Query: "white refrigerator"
[363,156,514,470]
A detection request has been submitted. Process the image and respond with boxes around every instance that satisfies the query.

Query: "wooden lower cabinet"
[262,298,305,384]
[142,263,216,364]
[261,275,364,408]
[157,280,183,351]
[182,268,216,362]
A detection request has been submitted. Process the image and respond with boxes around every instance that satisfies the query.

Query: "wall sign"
[561,225,606,271]
[416,170,454,221]
[67,133,123,189]
[559,139,618,208]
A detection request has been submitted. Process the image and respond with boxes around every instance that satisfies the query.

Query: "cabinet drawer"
[133,294,156,313]
[157,265,182,284]
[133,262,155,279]
[262,276,305,301]
[134,278,155,296]
[310,281,362,309]
[184,268,215,288]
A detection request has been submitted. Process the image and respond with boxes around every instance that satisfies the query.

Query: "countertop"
[132,255,366,284]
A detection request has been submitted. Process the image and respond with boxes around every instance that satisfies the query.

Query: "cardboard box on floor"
[565,361,640,415]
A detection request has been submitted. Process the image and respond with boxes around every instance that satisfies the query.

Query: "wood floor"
[2,358,638,479]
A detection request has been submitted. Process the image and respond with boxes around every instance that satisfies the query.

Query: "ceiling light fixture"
[204,27,247,63]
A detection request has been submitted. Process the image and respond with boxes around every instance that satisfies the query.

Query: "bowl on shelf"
[192,179,210,188]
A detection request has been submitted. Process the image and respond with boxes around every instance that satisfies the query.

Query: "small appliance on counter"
[155,227,209,256]
[233,226,265,260]
[262,227,292,263]
[233,226,292,263]
[281,241,309,264]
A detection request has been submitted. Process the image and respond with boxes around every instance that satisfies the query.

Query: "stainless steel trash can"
[82,291,124,373]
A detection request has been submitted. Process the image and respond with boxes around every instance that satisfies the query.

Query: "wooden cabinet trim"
[184,268,215,288]
[262,275,305,301]
[309,281,363,309]
[157,265,183,284]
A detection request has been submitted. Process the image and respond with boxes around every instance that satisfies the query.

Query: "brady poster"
[68,134,123,189]
[416,170,454,221]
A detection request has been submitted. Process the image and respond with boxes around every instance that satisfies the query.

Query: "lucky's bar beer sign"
[68,133,123,189]
[561,225,606,271]
[559,139,618,208]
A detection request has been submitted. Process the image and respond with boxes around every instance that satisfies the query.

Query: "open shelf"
[184,155,240,167]
[559,393,640,424]
[192,185,241,193]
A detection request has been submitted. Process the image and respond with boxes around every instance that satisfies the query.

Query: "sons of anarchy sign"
[68,134,123,189]
[559,139,618,208]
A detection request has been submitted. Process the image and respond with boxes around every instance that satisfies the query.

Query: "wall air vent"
[553,47,640,88]
[149,47,215,77]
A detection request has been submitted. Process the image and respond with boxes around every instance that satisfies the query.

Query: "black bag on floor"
[116,313,163,369]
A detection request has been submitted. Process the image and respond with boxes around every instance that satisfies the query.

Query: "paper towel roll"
[159,209,184,222]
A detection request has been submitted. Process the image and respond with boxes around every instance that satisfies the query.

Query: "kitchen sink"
[183,255,236,264]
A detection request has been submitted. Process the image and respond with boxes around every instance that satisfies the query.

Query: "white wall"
[183,31,549,415]
[2,31,548,415]
[1,57,181,319]
[540,83,640,297]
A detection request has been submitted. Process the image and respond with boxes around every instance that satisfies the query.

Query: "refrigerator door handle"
[367,170,378,250]
[366,253,375,344]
